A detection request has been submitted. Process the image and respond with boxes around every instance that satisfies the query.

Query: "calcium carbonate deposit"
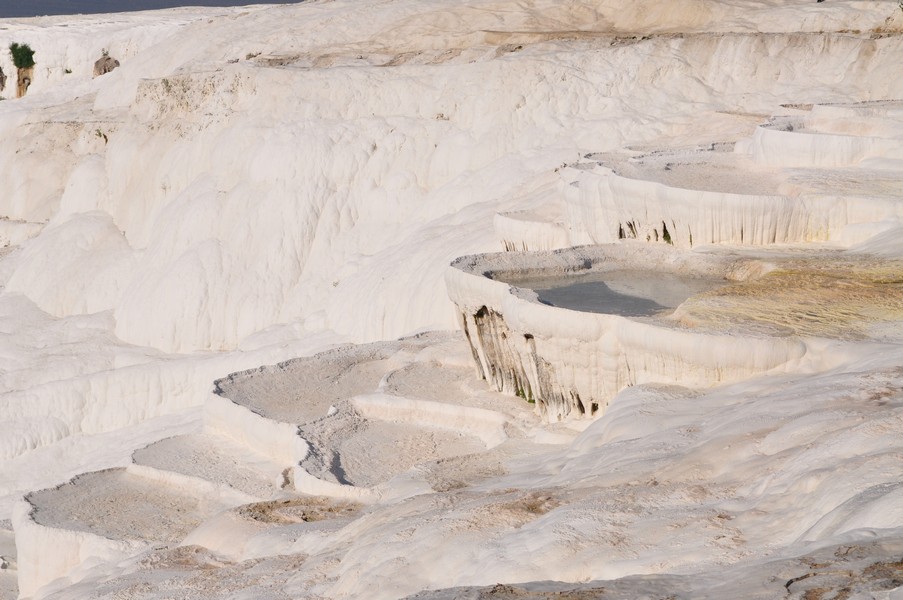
[1,1,902,599]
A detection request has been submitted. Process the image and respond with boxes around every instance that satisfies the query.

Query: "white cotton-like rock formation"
[0,2,900,354]
[1,1,903,599]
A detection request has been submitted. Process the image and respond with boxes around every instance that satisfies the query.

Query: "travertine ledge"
[446,244,808,421]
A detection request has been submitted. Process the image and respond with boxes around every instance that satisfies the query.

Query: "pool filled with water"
[507,270,724,317]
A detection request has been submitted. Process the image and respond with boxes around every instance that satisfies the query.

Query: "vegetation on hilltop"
[9,43,35,70]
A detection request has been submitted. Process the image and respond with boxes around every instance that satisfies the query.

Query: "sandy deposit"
[299,408,487,488]
[213,335,441,425]
[132,433,284,500]
[26,469,212,544]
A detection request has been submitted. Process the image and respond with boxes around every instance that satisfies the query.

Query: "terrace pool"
[507,270,724,317]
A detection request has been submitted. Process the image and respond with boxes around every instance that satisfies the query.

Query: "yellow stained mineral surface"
[676,259,903,339]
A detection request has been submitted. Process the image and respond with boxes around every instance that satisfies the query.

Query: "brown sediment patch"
[126,546,306,598]
[676,259,903,339]
[237,496,361,524]
[784,556,903,599]
[495,490,561,520]
[136,545,230,571]
[423,451,507,492]
[440,489,564,534]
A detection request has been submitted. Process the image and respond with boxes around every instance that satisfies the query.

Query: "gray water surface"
[509,270,724,317]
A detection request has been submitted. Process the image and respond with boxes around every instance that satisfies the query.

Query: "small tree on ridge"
[9,43,35,70]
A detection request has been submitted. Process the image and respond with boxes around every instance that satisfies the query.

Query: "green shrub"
[9,43,35,70]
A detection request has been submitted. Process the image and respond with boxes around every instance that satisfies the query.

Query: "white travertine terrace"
[558,105,903,252]
[807,102,903,138]
[457,101,903,421]
[446,244,809,421]
[560,163,903,249]
[13,334,528,595]
[12,499,151,600]
[742,122,903,168]
[744,102,903,167]
[15,466,244,598]
[568,165,807,248]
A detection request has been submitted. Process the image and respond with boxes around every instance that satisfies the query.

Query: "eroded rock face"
[462,305,576,421]
[16,67,32,98]
[93,55,120,78]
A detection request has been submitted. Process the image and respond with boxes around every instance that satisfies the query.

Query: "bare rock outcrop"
[93,55,120,77]
[16,67,32,97]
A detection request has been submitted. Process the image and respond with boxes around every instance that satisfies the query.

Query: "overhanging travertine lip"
[446,243,813,423]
